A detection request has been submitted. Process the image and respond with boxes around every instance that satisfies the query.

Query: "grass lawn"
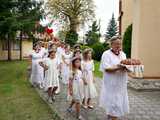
[94,61,103,78]
[0,61,54,120]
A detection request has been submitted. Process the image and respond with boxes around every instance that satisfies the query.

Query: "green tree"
[0,0,18,60]
[123,24,132,58]
[47,0,95,45]
[91,42,109,61]
[0,0,43,60]
[65,31,78,46]
[105,13,118,41]
[85,21,100,45]
[57,30,67,41]
[15,0,44,60]
[47,0,95,33]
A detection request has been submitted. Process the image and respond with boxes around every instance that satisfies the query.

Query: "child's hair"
[33,43,38,50]
[65,44,70,49]
[73,44,81,49]
[48,48,57,57]
[73,49,82,57]
[61,41,65,47]
[83,48,93,60]
[44,42,48,49]
[71,57,81,71]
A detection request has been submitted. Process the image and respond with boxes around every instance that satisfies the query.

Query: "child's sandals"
[47,97,53,104]
[77,115,83,120]
[82,104,88,109]
[52,96,55,102]
[88,105,94,109]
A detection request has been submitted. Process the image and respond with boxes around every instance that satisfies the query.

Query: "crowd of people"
[28,36,129,120]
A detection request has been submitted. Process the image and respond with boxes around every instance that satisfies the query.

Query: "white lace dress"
[82,60,97,99]
[99,49,129,117]
[56,47,65,64]
[30,51,44,85]
[40,47,48,58]
[43,58,60,91]
[71,70,84,102]
[61,52,72,84]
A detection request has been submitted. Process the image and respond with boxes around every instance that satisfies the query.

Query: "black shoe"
[67,107,73,113]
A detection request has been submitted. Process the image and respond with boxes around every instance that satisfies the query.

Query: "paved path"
[36,78,160,120]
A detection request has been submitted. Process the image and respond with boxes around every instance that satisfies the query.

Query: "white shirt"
[99,49,129,117]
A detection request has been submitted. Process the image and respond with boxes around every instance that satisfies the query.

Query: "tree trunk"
[7,34,11,61]
[69,17,80,32]
[20,30,22,60]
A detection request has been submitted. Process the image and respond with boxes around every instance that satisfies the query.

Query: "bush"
[81,45,90,51]
[123,24,132,58]
[65,31,78,46]
[85,21,100,46]
[91,42,109,61]
[86,32,100,46]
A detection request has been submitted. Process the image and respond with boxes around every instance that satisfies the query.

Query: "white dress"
[56,47,65,93]
[82,60,97,99]
[71,70,84,102]
[56,47,65,64]
[99,49,129,117]
[40,47,48,58]
[30,51,44,85]
[61,52,72,84]
[43,58,60,91]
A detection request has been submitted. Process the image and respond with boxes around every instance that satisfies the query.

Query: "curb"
[35,88,63,120]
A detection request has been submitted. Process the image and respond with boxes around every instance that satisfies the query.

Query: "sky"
[78,0,119,39]
[94,0,119,35]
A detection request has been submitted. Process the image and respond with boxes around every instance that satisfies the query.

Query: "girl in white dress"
[55,43,65,94]
[38,41,48,58]
[81,49,97,109]
[29,44,44,88]
[56,42,65,65]
[38,42,48,88]
[99,36,129,120]
[39,49,60,103]
[67,57,86,120]
[61,44,72,85]
[56,42,65,80]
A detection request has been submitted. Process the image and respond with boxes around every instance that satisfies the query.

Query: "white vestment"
[99,49,129,117]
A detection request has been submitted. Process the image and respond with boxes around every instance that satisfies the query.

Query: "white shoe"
[52,96,55,102]
[39,84,43,89]
[82,104,88,109]
[55,91,60,95]
[48,97,53,104]
[77,115,83,120]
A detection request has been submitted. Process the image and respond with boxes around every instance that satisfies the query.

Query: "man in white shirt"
[99,36,129,120]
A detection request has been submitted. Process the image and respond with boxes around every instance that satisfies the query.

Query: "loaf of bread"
[120,59,141,65]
